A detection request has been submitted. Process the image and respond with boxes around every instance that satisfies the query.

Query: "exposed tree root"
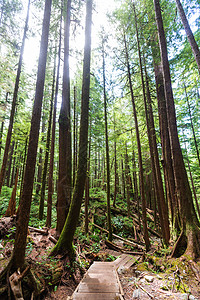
[0,259,41,299]
[185,225,200,260]
[189,260,200,283]
[171,230,187,258]
[9,266,30,299]
[171,225,200,260]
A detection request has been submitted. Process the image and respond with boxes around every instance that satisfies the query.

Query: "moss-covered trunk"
[50,0,92,257]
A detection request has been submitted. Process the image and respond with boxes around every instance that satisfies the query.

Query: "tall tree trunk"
[154,0,200,259]
[10,142,18,187]
[0,0,30,194]
[184,83,200,168]
[121,157,126,201]
[183,133,200,220]
[131,144,141,230]
[57,0,72,235]
[12,0,52,269]
[35,115,45,197]
[39,53,56,220]
[19,136,28,205]
[145,63,170,245]
[85,118,91,234]
[102,40,112,241]
[124,33,150,251]
[5,169,19,217]
[50,0,92,257]
[46,14,62,228]
[0,92,9,159]
[73,86,78,187]
[124,144,131,217]
[149,22,179,233]
[113,113,119,207]
[133,2,170,245]
[5,140,15,187]
[175,0,200,74]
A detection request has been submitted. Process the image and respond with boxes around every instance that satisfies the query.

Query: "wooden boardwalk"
[71,253,138,300]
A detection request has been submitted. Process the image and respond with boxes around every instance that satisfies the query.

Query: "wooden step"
[73,292,121,299]
[77,282,119,293]
[72,255,138,299]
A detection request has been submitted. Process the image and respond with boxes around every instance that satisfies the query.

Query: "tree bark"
[39,50,56,220]
[124,144,131,217]
[34,115,45,197]
[184,83,200,168]
[19,136,28,205]
[46,13,62,228]
[5,140,15,187]
[102,39,112,241]
[5,169,19,216]
[85,118,91,234]
[0,92,9,159]
[175,0,200,74]
[12,0,52,269]
[133,2,170,245]
[154,0,200,259]
[57,0,72,235]
[73,86,78,187]
[50,0,92,257]
[144,62,170,245]
[0,0,30,194]
[124,33,150,251]
[113,113,119,207]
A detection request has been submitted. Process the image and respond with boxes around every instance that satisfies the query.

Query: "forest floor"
[1,217,200,300]
[0,197,200,300]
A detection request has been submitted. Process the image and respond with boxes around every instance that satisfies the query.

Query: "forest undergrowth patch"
[0,195,200,299]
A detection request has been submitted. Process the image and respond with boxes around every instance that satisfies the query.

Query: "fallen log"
[105,240,123,252]
[49,235,58,244]
[93,223,145,250]
[28,226,48,235]
[147,227,161,238]
[105,240,144,256]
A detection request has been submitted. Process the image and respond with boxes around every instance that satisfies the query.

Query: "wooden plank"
[83,276,117,284]
[73,292,120,299]
[88,270,115,276]
[77,282,119,293]
[92,261,114,266]
[123,256,140,268]
[113,254,127,266]
[114,254,133,268]
[115,269,124,296]
[106,250,121,257]
[84,273,117,282]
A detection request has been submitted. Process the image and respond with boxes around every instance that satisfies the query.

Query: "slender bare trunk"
[175,0,200,74]
[57,0,72,235]
[124,33,150,251]
[46,14,62,228]
[0,0,30,193]
[102,41,112,241]
[39,52,56,220]
[12,0,52,269]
